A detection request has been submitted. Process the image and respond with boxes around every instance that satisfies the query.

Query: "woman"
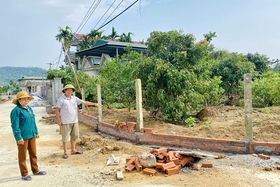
[10,91,46,181]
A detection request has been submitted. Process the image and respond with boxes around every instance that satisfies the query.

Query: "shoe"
[71,151,83,155]
[34,171,46,175]
[62,153,68,159]
[22,175,32,181]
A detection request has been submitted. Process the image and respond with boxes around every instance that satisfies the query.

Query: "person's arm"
[55,107,62,126]
[81,100,99,107]
[10,108,23,143]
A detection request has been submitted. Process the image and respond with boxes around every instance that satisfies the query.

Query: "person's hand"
[36,135,40,139]
[17,139,24,145]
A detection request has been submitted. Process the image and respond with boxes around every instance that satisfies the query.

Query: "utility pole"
[46,63,54,70]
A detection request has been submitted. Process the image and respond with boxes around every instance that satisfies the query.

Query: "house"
[74,39,147,77]
[18,76,50,93]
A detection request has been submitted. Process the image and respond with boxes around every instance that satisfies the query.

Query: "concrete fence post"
[135,79,143,131]
[244,73,253,141]
[97,84,102,122]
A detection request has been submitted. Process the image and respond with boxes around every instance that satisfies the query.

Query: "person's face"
[18,97,30,108]
[64,88,74,96]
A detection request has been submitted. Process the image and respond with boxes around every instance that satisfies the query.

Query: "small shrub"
[185,117,195,127]
[201,120,210,128]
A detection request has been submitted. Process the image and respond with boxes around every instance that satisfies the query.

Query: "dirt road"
[1,99,280,187]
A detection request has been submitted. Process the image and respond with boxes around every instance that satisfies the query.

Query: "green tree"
[97,49,142,111]
[212,53,256,97]
[106,27,119,40]
[55,26,73,52]
[245,53,271,74]
[135,30,223,122]
[77,30,104,51]
[251,71,280,107]
[119,32,134,42]
[47,65,72,86]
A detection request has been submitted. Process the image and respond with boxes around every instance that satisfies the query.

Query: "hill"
[0,66,47,86]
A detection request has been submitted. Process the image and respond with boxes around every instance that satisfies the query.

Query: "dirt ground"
[2,94,280,187]
[37,105,280,187]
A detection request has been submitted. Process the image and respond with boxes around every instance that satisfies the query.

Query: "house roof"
[18,76,46,81]
[76,40,147,57]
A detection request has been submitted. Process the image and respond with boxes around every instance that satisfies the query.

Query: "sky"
[1,0,279,70]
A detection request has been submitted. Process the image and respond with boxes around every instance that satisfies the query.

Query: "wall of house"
[78,112,280,156]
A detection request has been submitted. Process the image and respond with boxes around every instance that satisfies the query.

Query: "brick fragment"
[162,161,176,171]
[135,158,143,172]
[140,128,154,134]
[143,168,157,176]
[125,157,136,167]
[180,156,194,166]
[116,171,124,180]
[166,167,180,176]
[258,154,270,160]
[201,162,213,168]
[125,164,135,172]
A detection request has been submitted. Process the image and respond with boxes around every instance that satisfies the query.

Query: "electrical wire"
[92,0,117,31]
[75,0,101,34]
[93,0,124,31]
[94,0,138,32]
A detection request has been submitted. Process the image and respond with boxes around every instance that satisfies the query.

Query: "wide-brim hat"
[12,91,34,105]
[62,84,76,93]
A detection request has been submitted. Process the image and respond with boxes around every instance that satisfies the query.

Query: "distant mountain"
[0,67,47,86]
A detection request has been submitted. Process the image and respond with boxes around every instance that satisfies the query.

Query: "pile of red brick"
[115,122,136,132]
[47,110,56,114]
[125,148,197,176]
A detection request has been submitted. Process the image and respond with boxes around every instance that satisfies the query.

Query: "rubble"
[124,148,206,176]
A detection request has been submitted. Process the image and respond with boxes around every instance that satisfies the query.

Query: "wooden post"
[97,84,102,122]
[244,73,253,141]
[135,79,143,131]
[81,88,85,111]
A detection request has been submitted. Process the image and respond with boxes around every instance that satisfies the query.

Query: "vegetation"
[51,27,278,123]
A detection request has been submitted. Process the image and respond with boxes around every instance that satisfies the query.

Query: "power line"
[94,0,139,32]
[92,0,118,31]
[75,0,101,34]
[94,0,124,31]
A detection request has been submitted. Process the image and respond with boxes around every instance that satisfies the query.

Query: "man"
[55,84,98,159]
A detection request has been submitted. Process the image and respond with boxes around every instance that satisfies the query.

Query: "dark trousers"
[17,137,39,177]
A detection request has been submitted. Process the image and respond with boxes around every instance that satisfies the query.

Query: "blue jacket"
[10,104,38,142]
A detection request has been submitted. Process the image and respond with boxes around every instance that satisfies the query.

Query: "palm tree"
[55,26,73,52]
[77,30,104,51]
[119,32,134,42]
[107,27,119,40]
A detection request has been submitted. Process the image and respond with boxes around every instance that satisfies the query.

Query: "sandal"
[34,171,46,175]
[22,175,32,181]
[71,151,83,155]
[62,153,68,159]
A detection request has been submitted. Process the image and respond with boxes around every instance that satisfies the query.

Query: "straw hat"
[12,91,34,105]
[62,84,76,93]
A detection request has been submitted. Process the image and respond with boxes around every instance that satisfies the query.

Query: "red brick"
[141,128,154,134]
[162,161,176,171]
[180,156,194,166]
[125,164,135,172]
[125,157,136,167]
[135,158,142,172]
[156,163,165,170]
[202,162,213,168]
[258,154,270,160]
[166,167,180,176]
[143,168,157,176]
[170,158,180,165]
